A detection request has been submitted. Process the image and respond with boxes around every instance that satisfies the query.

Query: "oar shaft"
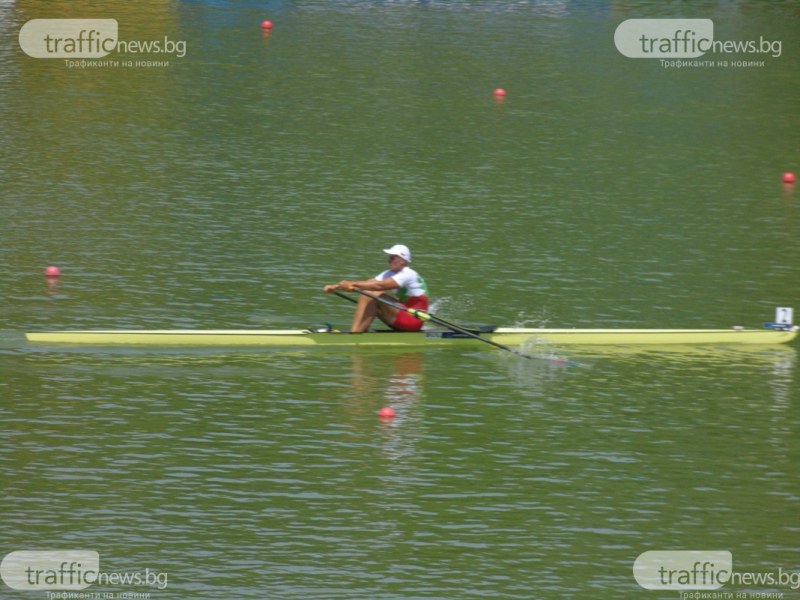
[333,290,357,304]
[339,289,471,332]
[350,287,535,359]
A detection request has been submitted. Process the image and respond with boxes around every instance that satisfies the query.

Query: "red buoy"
[377,406,396,420]
[261,20,273,31]
[493,88,507,99]
[782,172,796,184]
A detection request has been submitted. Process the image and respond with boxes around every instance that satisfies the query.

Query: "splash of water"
[511,307,553,328]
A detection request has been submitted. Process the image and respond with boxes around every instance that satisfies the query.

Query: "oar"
[334,290,478,333]
[349,287,540,360]
[333,290,358,304]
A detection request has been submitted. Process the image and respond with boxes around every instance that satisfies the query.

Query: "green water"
[2,2,799,598]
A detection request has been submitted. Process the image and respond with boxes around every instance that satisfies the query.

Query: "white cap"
[383,244,411,262]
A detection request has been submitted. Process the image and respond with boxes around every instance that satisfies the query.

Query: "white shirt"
[375,267,428,301]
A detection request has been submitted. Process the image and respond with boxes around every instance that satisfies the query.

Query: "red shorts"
[392,295,429,332]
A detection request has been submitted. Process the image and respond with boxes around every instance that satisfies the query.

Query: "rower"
[323,244,429,333]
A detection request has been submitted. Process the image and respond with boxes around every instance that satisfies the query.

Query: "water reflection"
[347,350,424,451]
[348,351,423,404]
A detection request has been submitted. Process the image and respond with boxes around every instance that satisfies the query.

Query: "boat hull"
[24,326,799,346]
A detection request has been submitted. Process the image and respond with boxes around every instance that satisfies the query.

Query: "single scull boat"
[24,324,799,346]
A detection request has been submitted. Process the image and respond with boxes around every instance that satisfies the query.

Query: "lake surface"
[1,1,799,598]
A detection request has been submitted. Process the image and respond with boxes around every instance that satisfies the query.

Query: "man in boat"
[324,244,429,333]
